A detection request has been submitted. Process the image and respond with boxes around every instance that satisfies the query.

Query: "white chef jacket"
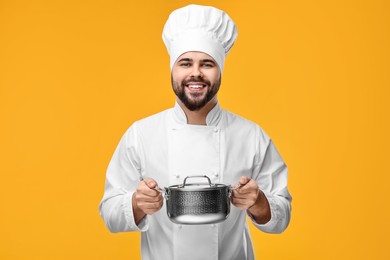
[99,102,292,260]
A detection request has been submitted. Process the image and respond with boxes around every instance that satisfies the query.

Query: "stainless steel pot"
[158,175,232,225]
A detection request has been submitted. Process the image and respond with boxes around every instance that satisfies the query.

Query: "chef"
[99,4,292,260]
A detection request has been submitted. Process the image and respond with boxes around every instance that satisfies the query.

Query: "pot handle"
[154,186,170,200]
[180,175,215,188]
[139,176,169,200]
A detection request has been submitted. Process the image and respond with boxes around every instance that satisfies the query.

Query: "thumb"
[144,178,158,189]
[239,176,251,185]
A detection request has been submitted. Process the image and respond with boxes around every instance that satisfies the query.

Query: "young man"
[99,5,292,260]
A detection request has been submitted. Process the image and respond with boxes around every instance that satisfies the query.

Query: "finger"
[237,180,258,193]
[232,186,253,195]
[138,186,160,197]
[136,197,163,215]
[231,195,256,204]
[230,198,251,209]
[143,206,163,215]
[231,197,256,209]
[138,200,163,210]
[234,187,252,194]
[231,190,247,198]
[136,193,163,203]
[231,193,251,202]
[137,185,163,198]
[231,190,258,202]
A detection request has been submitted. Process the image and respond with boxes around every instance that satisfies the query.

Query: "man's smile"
[186,84,207,91]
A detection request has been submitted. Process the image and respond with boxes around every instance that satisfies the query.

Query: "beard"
[171,76,221,111]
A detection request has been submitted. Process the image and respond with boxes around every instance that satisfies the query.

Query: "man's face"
[171,51,221,111]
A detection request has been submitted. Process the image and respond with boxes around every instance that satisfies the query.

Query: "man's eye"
[202,63,214,68]
[180,63,191,67]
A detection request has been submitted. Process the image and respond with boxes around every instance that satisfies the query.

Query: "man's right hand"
[132,178,163,224]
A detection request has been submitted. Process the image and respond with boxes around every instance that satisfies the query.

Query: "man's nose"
[190,65,203,78]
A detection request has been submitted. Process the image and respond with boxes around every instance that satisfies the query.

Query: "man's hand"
[132,178,163,224]
[231,176,260,210]
[231,176,271,224]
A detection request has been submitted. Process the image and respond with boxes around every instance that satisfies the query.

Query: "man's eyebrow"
[201,59,216,64]
[177,58,192,62]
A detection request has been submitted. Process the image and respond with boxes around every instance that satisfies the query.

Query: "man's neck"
[177,98,218,125]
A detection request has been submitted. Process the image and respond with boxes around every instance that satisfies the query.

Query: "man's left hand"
[230,176,260,210]
[231,176,271,224]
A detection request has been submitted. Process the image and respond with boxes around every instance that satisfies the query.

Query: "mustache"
[181,77,211,86]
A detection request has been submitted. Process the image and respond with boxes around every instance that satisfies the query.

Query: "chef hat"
[162,4,238,72]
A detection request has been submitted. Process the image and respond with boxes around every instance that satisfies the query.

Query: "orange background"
[1,0,389,259]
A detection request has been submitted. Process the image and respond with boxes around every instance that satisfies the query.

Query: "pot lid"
[168,182,227,191]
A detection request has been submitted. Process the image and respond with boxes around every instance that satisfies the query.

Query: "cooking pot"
[157,175,232,225]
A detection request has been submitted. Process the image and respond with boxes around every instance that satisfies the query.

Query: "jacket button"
[174,174,180,178]
[213,127,219,133]
[213,172,219,177]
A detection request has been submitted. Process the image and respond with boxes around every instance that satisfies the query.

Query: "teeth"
[188,85,204,89]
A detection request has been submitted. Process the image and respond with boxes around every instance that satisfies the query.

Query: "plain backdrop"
[1,0,389,259]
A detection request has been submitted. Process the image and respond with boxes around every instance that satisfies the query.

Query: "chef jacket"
[99,102,292,260]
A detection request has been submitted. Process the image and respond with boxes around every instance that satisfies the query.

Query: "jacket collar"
[173,101,222,126]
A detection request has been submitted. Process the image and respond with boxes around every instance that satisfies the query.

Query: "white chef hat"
[162,4,238,72]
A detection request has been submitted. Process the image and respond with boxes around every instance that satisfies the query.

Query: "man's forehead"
[177,51,216,62]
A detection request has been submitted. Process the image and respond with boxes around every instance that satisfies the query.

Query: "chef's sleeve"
[98,122,149,233]
[249,127,292,234]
